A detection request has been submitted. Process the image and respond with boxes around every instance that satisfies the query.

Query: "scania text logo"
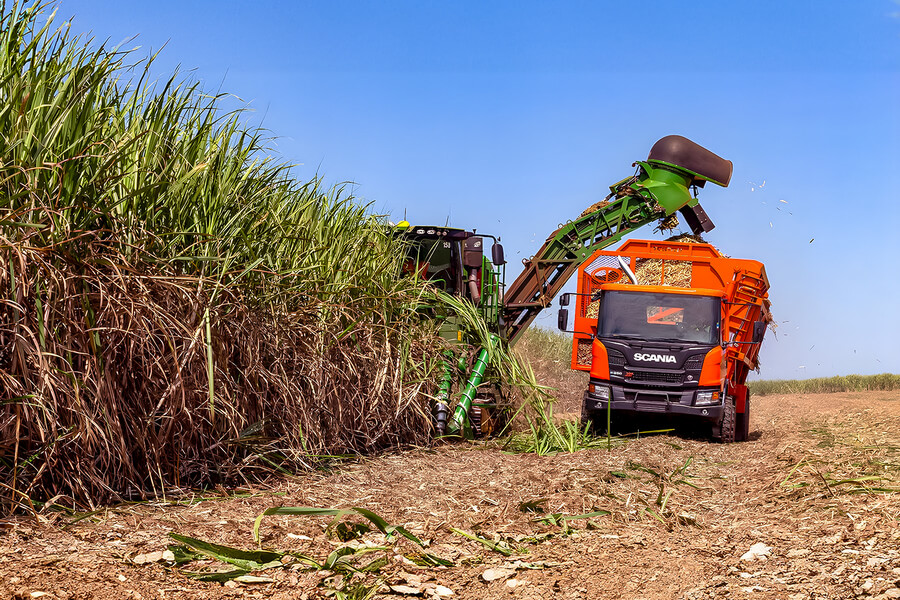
[633,353,676,363]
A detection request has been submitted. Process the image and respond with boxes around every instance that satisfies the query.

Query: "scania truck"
[559,238,770,442]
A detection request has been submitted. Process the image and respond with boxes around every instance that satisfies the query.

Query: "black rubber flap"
[679,203,716,234]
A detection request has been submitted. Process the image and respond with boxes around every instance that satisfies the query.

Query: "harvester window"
[403,238,460,294]
[425,241,456,292]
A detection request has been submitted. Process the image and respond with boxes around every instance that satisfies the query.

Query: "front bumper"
[584,384,723,420]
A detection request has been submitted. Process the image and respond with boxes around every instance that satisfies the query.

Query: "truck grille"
[635,401,668,412]
[607,349,626,367]
[684,355,704,370]
[628,370,682,384]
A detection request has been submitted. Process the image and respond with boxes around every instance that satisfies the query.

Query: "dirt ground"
[2,391,899,600]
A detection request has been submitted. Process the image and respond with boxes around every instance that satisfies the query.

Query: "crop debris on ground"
[2,391,898,599]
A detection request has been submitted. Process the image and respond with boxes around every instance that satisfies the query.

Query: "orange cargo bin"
[569,238,771,443]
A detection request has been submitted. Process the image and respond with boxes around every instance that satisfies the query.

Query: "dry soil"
[1,391,898,600]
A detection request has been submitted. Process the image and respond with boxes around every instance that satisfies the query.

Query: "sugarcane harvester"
[396,224,508,437]
[400,135,735,437]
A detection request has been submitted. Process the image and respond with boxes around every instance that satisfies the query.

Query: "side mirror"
[491,243,506,266]
[752,320,766,343]
[559,293,571,307]
[557,308,569,331]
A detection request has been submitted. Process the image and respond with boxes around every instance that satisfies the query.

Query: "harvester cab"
[396,224,506,334]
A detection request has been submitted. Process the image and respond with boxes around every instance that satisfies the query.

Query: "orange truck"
[557,238,771,442]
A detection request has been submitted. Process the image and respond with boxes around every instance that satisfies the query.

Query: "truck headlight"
[589,383,611,400]
[695,391,720,406]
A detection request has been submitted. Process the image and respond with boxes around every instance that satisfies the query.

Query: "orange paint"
[733,383,748,413]
[699,346,724,386]
[570,334,593,371]
[589,339,610,380]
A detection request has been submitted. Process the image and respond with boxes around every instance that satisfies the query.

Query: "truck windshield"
[597,290,720,344]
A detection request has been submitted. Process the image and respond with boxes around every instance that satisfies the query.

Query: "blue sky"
[59,1,899,380]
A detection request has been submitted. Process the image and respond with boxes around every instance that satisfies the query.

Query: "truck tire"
[718,397,737,444]
[735,392,751,442]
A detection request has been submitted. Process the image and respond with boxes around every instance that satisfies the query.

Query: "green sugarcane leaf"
[167,544,205,565]
[349,507,391,535]
[350,507,426,547]
[168,533,283,571]
[359,556,390,572]
[413,552,455,567]
[253,506,346,543]
[286,553,325,570]
[323,546,363,571]
[449,528,513,556]
[180,568,249,582]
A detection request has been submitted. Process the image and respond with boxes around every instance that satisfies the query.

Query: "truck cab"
[562,239,770,443]
[583,285,728,432]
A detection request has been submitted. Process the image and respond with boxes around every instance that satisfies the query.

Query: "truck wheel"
[718,397,737,444]
[735,392,751,442]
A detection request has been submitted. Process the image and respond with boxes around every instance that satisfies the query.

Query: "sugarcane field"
[1,2,899,599]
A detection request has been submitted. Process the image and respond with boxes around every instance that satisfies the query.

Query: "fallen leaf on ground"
[234,575,274,584]
[390,584,423,595]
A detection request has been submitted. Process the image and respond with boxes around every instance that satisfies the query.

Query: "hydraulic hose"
[447,334,499,435]
[467,269,481,305]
